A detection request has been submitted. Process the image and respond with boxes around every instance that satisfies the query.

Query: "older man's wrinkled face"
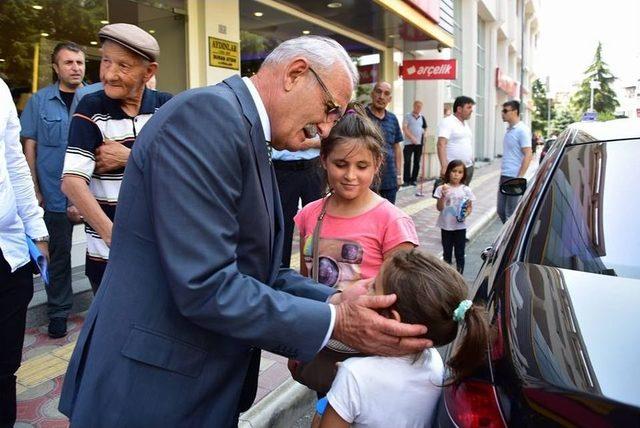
[100,41,153,101]
[271,61,352,151]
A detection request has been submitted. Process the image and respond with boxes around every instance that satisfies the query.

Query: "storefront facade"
[1,0,454,268]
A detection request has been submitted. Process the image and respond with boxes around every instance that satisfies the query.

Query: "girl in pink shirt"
[294,103,419,291]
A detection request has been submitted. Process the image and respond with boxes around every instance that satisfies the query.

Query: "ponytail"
[446,302,490,384]
[380,249,491,385]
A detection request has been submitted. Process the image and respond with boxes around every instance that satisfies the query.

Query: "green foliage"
[0,0,105,91]
[531,78,555,137]
[550,107,576,136]
[569,42,620,118]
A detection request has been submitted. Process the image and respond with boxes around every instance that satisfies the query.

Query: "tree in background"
[531,78,555,137]
[570,42,619,119]
[550,107,576,136]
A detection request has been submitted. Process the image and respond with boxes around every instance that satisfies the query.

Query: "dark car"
[539,137,556,161]
[436,119,640,427]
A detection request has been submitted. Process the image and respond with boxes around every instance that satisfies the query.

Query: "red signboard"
[400,59,456,80]
[358,64,379,85]
[403,0,440,23]
[495,68,520,98]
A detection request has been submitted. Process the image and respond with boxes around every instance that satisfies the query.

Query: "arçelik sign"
[400,60,457,80]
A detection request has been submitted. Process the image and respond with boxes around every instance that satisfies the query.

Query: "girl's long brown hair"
[381,249,490,384]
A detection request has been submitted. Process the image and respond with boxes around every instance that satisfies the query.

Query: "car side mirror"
[481,246,494,262]
[500,177,527,196]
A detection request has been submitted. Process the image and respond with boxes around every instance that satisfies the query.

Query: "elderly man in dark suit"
[59,36,430,427]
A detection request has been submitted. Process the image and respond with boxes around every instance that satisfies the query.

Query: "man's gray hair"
[262,36,359,88]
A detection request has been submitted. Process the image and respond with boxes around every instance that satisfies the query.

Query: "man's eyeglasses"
[308,67,342,122]
[501,108,514,114]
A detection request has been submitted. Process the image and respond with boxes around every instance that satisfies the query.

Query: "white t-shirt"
[434,184,476,230]
[437,115,473,167]
[326,348,444,428]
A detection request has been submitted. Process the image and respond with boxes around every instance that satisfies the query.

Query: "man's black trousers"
[273,158,324,267]
[0,252,33,427]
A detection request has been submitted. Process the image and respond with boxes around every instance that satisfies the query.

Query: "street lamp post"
[546,76,552,138]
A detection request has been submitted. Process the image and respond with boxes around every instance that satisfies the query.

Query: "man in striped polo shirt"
[61,23,171,292]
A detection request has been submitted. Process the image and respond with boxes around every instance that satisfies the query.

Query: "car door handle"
[481,246,494,261]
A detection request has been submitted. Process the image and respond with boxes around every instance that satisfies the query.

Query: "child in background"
[318,249,489,428]
[434,160,475,274]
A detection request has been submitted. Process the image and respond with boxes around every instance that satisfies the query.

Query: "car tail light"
[444,380,506,428]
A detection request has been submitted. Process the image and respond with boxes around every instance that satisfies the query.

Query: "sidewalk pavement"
[16,160,507,428]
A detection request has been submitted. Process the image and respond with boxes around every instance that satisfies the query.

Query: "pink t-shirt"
[294,198,419,289]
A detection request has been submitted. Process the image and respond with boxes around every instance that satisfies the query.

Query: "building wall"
[453,0,539,159]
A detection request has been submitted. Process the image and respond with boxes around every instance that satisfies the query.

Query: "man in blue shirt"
[366,82,403,204]
[498,100,532,223]
[20,42,86,338]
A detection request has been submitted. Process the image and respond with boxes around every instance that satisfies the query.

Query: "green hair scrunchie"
[453,299,472,323]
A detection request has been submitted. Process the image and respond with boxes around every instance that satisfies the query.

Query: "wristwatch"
[32,236,49,243]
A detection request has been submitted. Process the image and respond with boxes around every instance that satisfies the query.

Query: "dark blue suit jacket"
[59,76,334,427]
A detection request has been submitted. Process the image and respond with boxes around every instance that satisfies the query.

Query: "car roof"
[567,118,640,142]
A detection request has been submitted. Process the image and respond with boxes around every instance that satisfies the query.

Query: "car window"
[524,139,640,279]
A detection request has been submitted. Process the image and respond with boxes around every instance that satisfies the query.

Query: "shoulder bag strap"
[311,194,331,282]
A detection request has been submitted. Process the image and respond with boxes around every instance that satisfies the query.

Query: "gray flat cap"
[99,23,159,62]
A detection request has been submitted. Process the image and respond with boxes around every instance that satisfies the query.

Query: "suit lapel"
[223,76,275,264]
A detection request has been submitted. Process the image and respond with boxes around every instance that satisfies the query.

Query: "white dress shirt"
[0,78,48,272]
[241,77,336,350]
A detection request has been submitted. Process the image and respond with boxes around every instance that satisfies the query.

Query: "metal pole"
[519,0,526,120]
[590,86,594,111]
[547,96,551,137]
[546,76,551,137]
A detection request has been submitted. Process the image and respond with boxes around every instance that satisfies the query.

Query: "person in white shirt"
[437,96,476,184]
[318,249,489,428]
[0,77,49,427]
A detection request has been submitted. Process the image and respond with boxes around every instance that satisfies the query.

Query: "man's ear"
[144,63,158,83]
[284,58,309,92]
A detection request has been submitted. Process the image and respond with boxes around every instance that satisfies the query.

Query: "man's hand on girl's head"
[332,294,432,357]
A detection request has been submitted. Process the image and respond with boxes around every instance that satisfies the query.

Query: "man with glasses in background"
[498,100,532,223]
[366,81,403,204]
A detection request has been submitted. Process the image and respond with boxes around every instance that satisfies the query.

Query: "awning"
[254,0,454,51]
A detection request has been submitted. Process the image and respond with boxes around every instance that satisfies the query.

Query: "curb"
[238,379,316,428]
[467,206,498,242]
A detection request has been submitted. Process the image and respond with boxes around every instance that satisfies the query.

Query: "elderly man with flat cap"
[58,35,430,427]
[61,23,172,293]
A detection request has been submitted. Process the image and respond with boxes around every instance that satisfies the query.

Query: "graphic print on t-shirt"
[303,236,364,291]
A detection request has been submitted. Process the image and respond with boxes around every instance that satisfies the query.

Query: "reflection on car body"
[436,119,640,427]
